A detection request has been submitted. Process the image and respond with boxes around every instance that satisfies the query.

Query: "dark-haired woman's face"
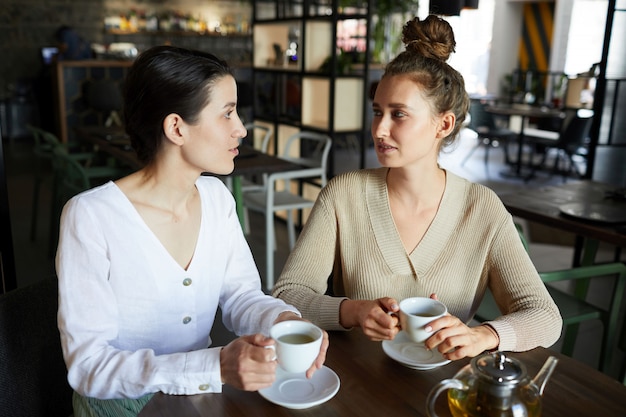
[371,75,442,169]
[179,75,246,175]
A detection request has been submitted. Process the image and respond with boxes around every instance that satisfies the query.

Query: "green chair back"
[474,225,626,376]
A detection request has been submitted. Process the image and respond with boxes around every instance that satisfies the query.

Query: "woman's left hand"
[423,315,499,360]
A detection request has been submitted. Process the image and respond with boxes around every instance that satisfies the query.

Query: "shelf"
[304,21,332,72]
[254,0,369,21]
[301,78,363,131]
[253,23,301,70]
[105,29,250,37]
[252,0,372,175]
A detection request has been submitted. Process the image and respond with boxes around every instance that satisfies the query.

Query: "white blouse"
[56,177,298,399]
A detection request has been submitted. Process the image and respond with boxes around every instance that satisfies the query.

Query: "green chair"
[475,246,626,375]
[51,146,91,206]
[27,125,56,242]
[45,134,130,257]
[49,145,115,255]
[27,125,129,246]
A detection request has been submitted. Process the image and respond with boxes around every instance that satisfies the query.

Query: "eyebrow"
[372,102,412,110]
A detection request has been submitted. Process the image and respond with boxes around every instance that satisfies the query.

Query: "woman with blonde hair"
[273,15,561,360]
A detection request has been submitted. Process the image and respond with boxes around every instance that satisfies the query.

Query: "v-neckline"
[366,168,465,278]
[110,181,203,272]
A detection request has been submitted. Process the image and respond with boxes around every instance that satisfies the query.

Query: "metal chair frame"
[243,131,332,289]
[525,108,594,180]
[463,99,517,170]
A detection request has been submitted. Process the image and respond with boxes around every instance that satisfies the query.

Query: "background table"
[138,330,626,417]
[73,126,301,225]
[499,180,626,265]
[485,104,564,179]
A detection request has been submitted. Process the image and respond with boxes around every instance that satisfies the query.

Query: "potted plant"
[371,0,420,63]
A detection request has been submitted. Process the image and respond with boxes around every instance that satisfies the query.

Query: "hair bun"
[402,15,456,62]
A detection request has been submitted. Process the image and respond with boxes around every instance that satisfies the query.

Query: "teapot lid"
[473,351,526,385]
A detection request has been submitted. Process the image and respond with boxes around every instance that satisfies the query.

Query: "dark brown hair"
[123,45,233,165]
[382,15,469,150]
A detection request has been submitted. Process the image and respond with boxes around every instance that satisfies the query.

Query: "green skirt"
[72,391,155,417]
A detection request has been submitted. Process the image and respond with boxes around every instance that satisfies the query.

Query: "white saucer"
[382,331,451,370]
[258,365,340,409]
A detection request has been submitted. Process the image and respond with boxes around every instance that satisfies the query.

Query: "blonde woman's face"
[371,75,444,170]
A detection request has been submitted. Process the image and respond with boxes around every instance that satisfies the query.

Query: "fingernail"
[425,326,433,333]
[391,304,398,310]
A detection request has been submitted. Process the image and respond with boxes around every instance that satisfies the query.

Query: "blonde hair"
[382,15,469,150]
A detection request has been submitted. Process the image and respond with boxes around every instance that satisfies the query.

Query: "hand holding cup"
[398,297,447,343]
[269,320,324,374]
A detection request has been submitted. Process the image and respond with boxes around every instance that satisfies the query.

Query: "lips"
[377,142,396,153]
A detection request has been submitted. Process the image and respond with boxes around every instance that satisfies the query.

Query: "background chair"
[0,277,74,417]
[240,123,273,191]
[243,131,332,289]
[223,123,273,233]
[474,227,626,376]
[47,133,129,256]
[51,146,92,212]
[27,124,56,242]
[525,108,594,180]
[48,145,106,257]
[27,124,111,243]
[27,125,130,255]
[224,123,273,194]
[242,123,273,153]
[462,99,517,171]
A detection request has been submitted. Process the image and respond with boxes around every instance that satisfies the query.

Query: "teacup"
[399,297,447,343]
[269,320,323,373]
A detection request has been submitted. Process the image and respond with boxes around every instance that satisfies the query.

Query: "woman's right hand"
[219,334,277,391]
[339,297,400,341]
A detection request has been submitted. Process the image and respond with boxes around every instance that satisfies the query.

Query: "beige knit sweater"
[273,168,562,352]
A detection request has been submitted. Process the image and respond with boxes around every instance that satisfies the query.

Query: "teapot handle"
[426,378,467,417]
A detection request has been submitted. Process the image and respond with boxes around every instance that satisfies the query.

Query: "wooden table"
[138,329,626,417]
[73,126,301,225]
[499,180,626,264]
[485,105,564,179]
[500,180,626,366]
[73,126,137,168]
[225,146,302,224]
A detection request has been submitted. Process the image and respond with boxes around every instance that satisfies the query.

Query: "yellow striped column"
[518,2,554,71]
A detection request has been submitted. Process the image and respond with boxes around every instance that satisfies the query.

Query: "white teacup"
[399,297,447,343]
[269,320,323,373]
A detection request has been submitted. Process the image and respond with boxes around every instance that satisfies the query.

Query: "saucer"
[258,365,340,409]
[382,331,450,370]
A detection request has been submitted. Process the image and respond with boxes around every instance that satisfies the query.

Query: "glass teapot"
[426,351,558,417]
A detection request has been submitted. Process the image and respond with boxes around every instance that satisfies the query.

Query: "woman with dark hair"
[273,16,561,360]
[56,46,327,415]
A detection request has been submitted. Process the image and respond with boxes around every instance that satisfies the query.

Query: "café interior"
[1,0,625,415]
